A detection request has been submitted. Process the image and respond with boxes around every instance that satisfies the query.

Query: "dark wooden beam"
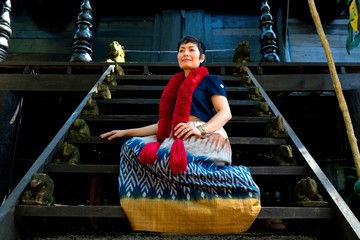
[2,73,360,92]
[14,205,334,219]
[255,73,360,91]
[0,74,100,91]
[43,164,306,176]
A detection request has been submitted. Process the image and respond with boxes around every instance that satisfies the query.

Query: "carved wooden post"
[259,0,280,62]
[70,0,93,62]
[0,0,12,62]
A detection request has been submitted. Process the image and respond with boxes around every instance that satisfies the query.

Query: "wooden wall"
[287,17,360,62]
[4,0,360,63]
[3,1,266,63]
[92,11,263,63]
[6,10,263,63]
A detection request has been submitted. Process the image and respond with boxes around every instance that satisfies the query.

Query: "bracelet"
[197,125,207,136]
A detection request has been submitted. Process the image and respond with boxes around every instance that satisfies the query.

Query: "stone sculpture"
[294,177,328,206]
[68,118,90,138]
[53,142,80,165]
[105,40,125,63]
[21,173,55,205]
[273,145,298,166]
[266,115,288,138]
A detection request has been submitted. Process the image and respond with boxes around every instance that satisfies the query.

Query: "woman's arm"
[100,123,158,140]
[175,94,232,140]
[202,94,232,134]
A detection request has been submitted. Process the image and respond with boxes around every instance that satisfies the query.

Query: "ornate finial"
[259,0,280,62]
[70,0,93,62]
[0,0,12,62]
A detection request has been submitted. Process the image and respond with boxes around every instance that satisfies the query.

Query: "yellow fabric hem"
[120,197,261,234]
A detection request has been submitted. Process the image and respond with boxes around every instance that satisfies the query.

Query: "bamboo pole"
[307,0,360,179]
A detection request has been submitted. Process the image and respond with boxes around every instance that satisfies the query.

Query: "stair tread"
[43,164,306,175]
[95,98,261,105]
[109,85,248,92]
[14,205,334,219]
[115,74,243,81]
[64,136,288,145]
[81,115,271,122]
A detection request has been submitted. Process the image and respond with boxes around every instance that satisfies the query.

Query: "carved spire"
[0,0,12,62]
[259,0,280,62]
[70,0,93,62]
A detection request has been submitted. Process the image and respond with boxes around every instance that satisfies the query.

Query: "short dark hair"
[177,36,206,55]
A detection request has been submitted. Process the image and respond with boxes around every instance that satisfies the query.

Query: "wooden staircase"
[0,62,359,240]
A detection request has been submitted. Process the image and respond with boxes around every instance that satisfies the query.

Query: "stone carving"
[232,40,251,63]
[266,115,288,138]
[53,142,80,165]
[81,97,99,116]
[106,41,125,63]
[68,118,90,138]
[93,83,111,99]
[294,177,328,206]
[239,74,252,87]
[104,72,117,86]
[114,63,125,76]
[273,145,298,166]
[232,40,251,77]
[246,86,264,101]
[232,63,248,77]
[21,173,55,205]
[251,102,272,117]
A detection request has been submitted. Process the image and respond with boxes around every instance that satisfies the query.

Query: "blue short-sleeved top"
[190,75,227,122]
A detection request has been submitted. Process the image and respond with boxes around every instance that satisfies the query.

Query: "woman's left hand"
[174,122,201,140]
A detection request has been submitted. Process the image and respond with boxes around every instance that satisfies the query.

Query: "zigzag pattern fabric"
[118,136,261,233]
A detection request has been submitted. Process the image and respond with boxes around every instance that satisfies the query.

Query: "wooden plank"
[15,205,126,218]
[95,98,260,106]
[288,34,360,62]
[82,115,159,122]
[65,136,287,146]
[249,166,306,175]
[14,205,334,219]
[3,63,360,92]
[152,14,162,62]
[8,39,73,54]
[257,74,360,91]
[203,13,212,61]
[108,85,248,93]
[44,164,119,174]
[158,11,182,62]
[81,115,270,123]
[211,15,259,28]
[0,74,101,91]
[44,164,306,176]
[182,10,206,39]
[257,207,334,219]
[255,74,335,91]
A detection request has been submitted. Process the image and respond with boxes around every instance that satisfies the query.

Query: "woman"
[100,36,261,234]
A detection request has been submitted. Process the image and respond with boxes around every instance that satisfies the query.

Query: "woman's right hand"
[100,130,127,140]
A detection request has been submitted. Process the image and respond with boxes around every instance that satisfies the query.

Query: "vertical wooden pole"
[308,0,360,179]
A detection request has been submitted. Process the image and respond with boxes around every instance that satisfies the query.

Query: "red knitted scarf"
[139,66,209,174]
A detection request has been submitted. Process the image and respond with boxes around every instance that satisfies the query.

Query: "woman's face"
[177,42,205,74]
